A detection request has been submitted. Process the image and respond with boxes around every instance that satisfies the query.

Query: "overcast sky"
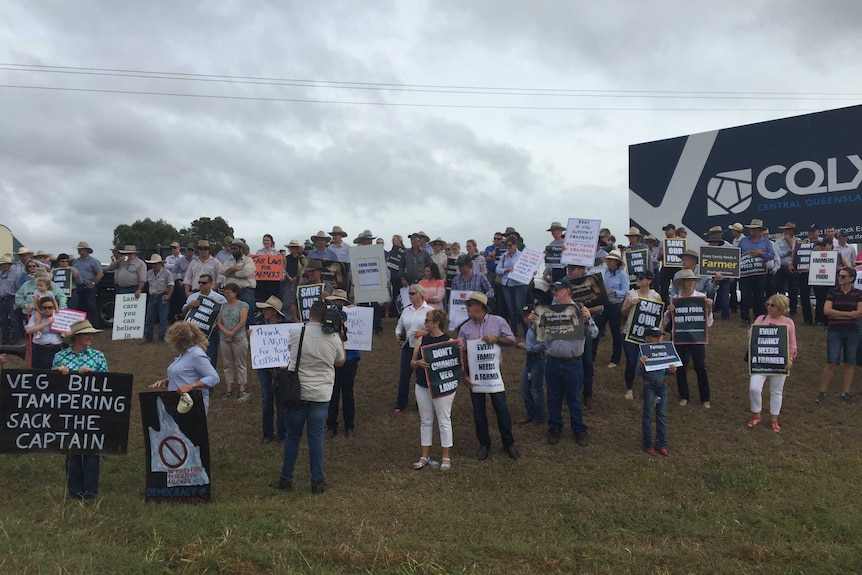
[2,1,861,261]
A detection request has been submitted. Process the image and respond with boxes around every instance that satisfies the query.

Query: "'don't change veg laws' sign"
[420,340,462,399]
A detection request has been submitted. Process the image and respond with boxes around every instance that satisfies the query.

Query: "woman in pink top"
[747,293,797,432]
[419,265,446,310]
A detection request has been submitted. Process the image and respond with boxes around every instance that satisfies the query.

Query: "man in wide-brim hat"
[543,222,567,283]
[109,245,146,297]
[774,222,800,318]
[308,231,338,262]
[291,259,334,322]
[738,218,775,323]
[328,226,351,264]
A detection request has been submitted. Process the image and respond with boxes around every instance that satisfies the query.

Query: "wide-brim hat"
[707,226,723,234]
[197,240,211,248]
[223,236,235,244]
[66,319,102,339]
[644,235,658,242]
[285,239,303,248]
[778,221,796,230]
[0,253,13,265]
[169,241,181,248]
[430,237,446,246]
[35,250,52,258]
[729,223,744,232]
[681,249,699,260]
[352,230,375,243]
[746,219,765,229]
[546,221,566,232]
[330,226,348,237]
[466,291,488,306]
[672,268,699,288]
[311,230,331,241]
[324,289,350,304]
[16,247,34,255]
[409,231,430,241]
[118,245,138,254]
[256,295,286,317]
[604,249,623,262]
[304,259,323,273]
[144,254,164,264]
[75,241,94,253]
[625,226,644,237]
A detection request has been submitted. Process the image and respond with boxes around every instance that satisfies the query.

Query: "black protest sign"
[699,246,740,278]
[624,249,649,284]
[570,273,610,308]
[184,295,222,340]
[322,262,348,291]
[421,340,462,399]
[140,391,211,503]
[625,298,665,344]
[793,242,814,271]
[534,304,585,342]
[671,296,708,344]
[748,324,789,375]
[0,369,133,454]
[52,268,73,297]
[640,342,683,372]
[739,253,767,277]
[662,239,686,268]
[296,283,324,322]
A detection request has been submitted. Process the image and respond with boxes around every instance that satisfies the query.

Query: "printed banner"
[533,304,585,342]
[624,298,665,344]
[671,296,708,344]
[350,245,389,304]
[748,324,790,375]
[112,293,147,340]
[507,248,543,285]
[640,342,683,372]
[855,265,862,290]
[662,239,686,268]
[466,340,504,393]
[570,273,610,308]
[184,295,222,340]
[624,249,649,284]
[739,253,768,277]
[421,340,462,399]
[249,322,303,369]
[50,309,87,334]
[447,290,469,331]
[345,306,374,351]
[140,391,211,503]
[793,242,814,272]
[561,218,601,266]
[699,246,740,278]
[0,369,133,454]
[808,251,839,286]
[251,254,285,281]
[51,268,73,297]
[296,283,324,322]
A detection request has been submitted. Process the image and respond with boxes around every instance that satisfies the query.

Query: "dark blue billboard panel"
[630,105,862,245]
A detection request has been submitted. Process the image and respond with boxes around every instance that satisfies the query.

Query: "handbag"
[273,326,305,409]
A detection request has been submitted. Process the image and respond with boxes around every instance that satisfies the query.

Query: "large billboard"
[629,105,862,246]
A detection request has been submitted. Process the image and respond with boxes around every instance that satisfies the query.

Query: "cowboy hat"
[66,319,102,340]
[745,219,765,229]
[0,253,13,265]
[256,295,286,317]
[311,230,331,241]
[197,240,211,248]
[352,230,376,243]
[144,254,164,264]
[409,231,430,241]
[75,241,94,253]
[625,227,644,237]
[118,245,138,254]
[466,291,488,306]
[778,221,797,230]
[729,223,744,232]
[324,289,350,305]
[330,226,348,237]
[303,259,323,272]
[604,249,623,262]
[672,268,699,288]
[546,221,566,232]
[681,249,699,260]
[284,239,303,248]
[16,247,34,255]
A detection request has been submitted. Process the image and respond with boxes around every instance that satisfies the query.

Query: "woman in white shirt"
[393,285,433,412]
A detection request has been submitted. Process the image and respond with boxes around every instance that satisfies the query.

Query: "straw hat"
[311,230,331,241]
[681,249,699,260]
[672,268,699,288]
[330,226,348,237]
[65,319,102,340]
[256,295,286,317]
[466,291,488,306]
[0,253,13,265]
[625,227,644,237]
[284,239,303,248]
[76,241,94,253]
[778,221,797,230]
[546,221,566,232]
[352,230,375,244]
[604,249,623,262]
[728,223,744,232]
[16,247,34,255]
[746,219,765,229]
[144,254,164,264]
[118,245,138,254]
[324,289,350,305]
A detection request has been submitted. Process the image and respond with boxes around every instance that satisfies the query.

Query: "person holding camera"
[322,290,359,439]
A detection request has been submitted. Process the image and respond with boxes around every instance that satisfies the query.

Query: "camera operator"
[322,289,360,439]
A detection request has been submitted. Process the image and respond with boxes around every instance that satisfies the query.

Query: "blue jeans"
[545,357,587,434]
[280,401,329,483]
[114,286,137,295]
[583,334,594,399]
[144,294,169,341]
[642,381,668,450]
[519,353,546,421]
[827,329,860,364]
[205,333,219,368]
[258,368,286,441]
[395,345,415,410]
[75,285,99,327]
[240,287,256,329]
[66,454,100,500]
[470,391,515,448]
[623,340,640,391]
[501,283,528,337]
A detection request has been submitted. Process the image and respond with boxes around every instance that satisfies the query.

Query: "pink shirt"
[751,315,798,358]
[419,279,446,310]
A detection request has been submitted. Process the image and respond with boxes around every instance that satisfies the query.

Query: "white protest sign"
[349,245,390,304]
[507,248,543,285]
[467,339,505,393]
[856,266,862,290]
[399,287,411,310]
[448,290,469,331]
[561,218,601,266]
[112,293,147,340]
[345,306,374,351]
[250,323,303,369]
[50,309,87,334]
[808,251,838,286]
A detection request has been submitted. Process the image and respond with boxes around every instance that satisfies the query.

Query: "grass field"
[1,315,861,574]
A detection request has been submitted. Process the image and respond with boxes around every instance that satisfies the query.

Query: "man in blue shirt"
[738,219,775,323]
[70,241,104,327]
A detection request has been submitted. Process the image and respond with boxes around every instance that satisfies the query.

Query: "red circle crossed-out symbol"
[159,436,188,469]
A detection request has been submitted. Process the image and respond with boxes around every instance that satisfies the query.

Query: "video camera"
[322,304,348,342]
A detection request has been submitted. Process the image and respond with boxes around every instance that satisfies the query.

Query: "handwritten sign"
[112,293,147,340]
[296,283,324,322]
[624,298,665,344]
[251,254,285,281]
[808,251,838,286]
[699,246,740,278]
[350,245,389,303]
[0,369,133,454]
[421,340,462,399]
[447,290,469,331]
[50,309,87,334]
[250,323,303,369]
[561,218,601,266]
[184,295,222,339]
[466,340,504,393]
[640,342,683,372]
[662,239,686,268]
[748,324,789,375]
[52,268,73,297]
[507,248,543,285]
[671,296,708,344]
[345,306,374,351]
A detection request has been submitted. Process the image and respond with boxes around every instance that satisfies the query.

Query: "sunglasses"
[408,292,418,296]
[198,281,211,285]
[40,306,55,311]
[838,274,851,279]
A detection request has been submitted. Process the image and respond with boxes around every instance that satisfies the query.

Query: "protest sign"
[447,290,469,331]
[296,283,324,322]
[52,268,73,297]
[112,293,147,340]
[184,295,222,339]
[394,286,411,316]
[446,257,459,287]
[739,253,767,277]
[856,266,862,290]
[624,298,665,344]
[345,306,373,351]
[671,296,708,344]
[533,304,585,342]
[748,324,790,375]
[561,218,601,266]
[421,340,462,399]
[140,391,211,503]
[544,242,565,282]
[322,261,348,291]
[640,342,683,372]
[808,251,839,286]
[50,309,87,334]
[350,245,389,304]
[507,248,543,285]
[570,273,610,308]
[0,369,133,454]
[251,254,285,282]
[699,246,740,278]
[249,322,303,369]
[466,340,504,393]
[662,239,686,268]
[624,249,649,284]
[792,242,814,271]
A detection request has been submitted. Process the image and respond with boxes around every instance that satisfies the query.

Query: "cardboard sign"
[350,245,389,304]
[808,251,839,286]
[624,298,665,344]
[140,391,211,503]
[466,340,504,393]
[296,283,324,322]
[507,248,543,285]
[251,254,285,281]
[345,306,374,351]
[52,268,73,297]
[561,218,601,266]
[50,309,87,333]
[671,296,708,344]
[624,249,649,284]
[662,239,686,268]
[249,323,303,369]
[748,324,789,375]
[793,242,814,272]
[739,253,768,277]
[447,290,469,331]
[112,293,147,340]
[184,295,222,340]
[569,273,610,308]
[421,340,462,399]
[699,246,740,278]
[533,304,585,342]
[0,369,133,454]
[640,342,683,372]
